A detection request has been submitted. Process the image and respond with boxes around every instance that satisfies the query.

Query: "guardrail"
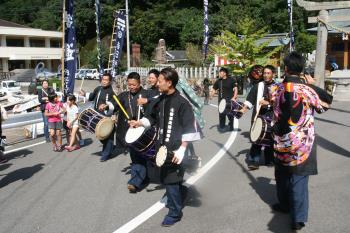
[2,101,91,141]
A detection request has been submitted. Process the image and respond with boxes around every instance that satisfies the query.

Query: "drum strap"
[220,79,223,99]
[159,97,166,145]
[95,87,102,110]
[256,82,264,112]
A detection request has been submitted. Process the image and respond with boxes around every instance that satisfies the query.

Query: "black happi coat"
[88,85,116,116]
[115,87,150,145]
[146,90,201,184]
[244,81,275,122]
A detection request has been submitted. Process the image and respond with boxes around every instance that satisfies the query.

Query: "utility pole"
[126,0,130,71]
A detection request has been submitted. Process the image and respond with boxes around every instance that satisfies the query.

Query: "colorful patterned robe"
[270,76,325,167]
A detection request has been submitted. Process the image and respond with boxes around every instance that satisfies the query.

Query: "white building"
[0,19,62,73]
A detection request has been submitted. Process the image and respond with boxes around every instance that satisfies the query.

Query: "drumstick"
[137,94,141,121]
[232,99,243,108]
[112,95,130,120]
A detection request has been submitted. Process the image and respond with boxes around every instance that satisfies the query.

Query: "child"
[64,95,81,151]
[45,93,65,152]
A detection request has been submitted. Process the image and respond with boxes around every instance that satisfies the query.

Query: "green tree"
[185,43,204,66]
[295,31,317,54]
[210,17,282,73]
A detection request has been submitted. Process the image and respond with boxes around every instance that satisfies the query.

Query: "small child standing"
[45,93,65,152]
[64,95,81,151]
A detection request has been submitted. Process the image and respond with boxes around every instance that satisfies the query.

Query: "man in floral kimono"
[270,52,332,230]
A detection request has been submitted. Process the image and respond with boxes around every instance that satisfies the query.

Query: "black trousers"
[249,144,274,164]
[219,112,234,129]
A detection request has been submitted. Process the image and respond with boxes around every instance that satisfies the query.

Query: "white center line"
[113,116,238,233]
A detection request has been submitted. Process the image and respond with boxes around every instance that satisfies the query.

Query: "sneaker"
[248,161,259,170]
[161,216,181,227]
[291,222,305,230]
[79,140,85,146]
[127,184,138,193]
[56,145,63,152]
[45,138,51,143]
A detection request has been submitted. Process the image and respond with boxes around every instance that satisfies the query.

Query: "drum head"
[125,127,145,144]
[250,117,263,142]
[218,99,227,113]
[156,145,168,167]
[95,117,114,140]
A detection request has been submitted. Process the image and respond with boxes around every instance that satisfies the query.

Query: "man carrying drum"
[212,67,238,132]
[239,65,276,170]
[129,67,201,227]
[80,73,117,162]
[114,72,151,193]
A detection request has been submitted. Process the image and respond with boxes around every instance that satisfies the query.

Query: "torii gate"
[296,0,350,88]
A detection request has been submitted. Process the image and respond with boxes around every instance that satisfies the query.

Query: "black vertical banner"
[64,0,77,95]
[95,0,103,77]
[111,10,126,78]
[288,0,294,51]
[203,0,209,59]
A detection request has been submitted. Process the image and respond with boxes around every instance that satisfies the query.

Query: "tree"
[295,31,317,54]
[209,17,282,74]
[185,43,204,66]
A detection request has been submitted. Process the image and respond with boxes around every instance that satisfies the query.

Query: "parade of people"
[1,1,349,232]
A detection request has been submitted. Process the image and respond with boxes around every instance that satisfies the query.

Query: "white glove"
[140,117,151,130]
[173,146,186,164]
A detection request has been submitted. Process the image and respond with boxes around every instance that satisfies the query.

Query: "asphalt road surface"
[0,98,349,233]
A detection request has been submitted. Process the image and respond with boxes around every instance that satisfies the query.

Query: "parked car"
[86,69,100,80]
[75,69,89,80]
[0,80,22,95]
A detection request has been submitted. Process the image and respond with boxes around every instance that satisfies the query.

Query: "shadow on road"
[330,107,350,114]
[315,117,350,127]
[0,163,12,172]
[183,186,202,208]
[210,139,292,233]
[240,131,250,139]
[0,163,44,189]
[5,149,33,161]
[316,134,350,158]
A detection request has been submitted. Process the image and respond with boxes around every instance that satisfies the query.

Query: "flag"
[95,0,103,77]
[64,0,77,95]
[202,0,209,59]
[111,10,126,78]
[287,0,294,51]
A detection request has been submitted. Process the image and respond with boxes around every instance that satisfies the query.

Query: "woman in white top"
[64,95,80,151]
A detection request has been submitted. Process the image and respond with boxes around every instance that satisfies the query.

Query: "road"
[0,98,349,233]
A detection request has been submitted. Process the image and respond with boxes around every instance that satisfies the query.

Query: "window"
[6,38,24,47]
[50,40,61,48]
[30,39,45,47]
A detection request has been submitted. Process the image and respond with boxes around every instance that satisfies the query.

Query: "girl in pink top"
[45,93,65,151]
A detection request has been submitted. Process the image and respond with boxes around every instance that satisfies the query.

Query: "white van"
[86,69,100,80]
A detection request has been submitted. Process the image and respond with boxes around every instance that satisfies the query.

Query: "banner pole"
[61,0,66,94]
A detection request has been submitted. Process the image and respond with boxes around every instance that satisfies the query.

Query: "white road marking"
[4,141,46,155]
[113,113,238,233]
